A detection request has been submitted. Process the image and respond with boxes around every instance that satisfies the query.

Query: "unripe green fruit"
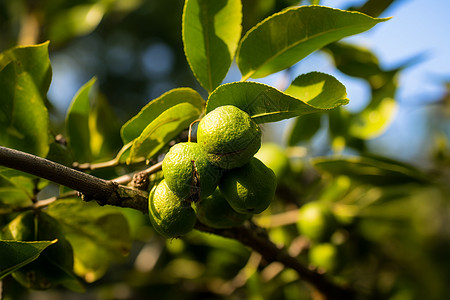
[297,202,337,242]
[308,243,342,273]
[162,142,221,200]
[219,157,276,214]
[194,189,251,228]
[254,143,290,180]
[197,105,262,169]
[148,179,197,238]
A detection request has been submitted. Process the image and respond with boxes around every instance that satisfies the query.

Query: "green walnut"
[297,202,337,242]
[194,189,251,228]
[308,243,342,273]
[148,179,197,238]
[197,105,262,169]
[219,157,276,214]
[162,142,222,200]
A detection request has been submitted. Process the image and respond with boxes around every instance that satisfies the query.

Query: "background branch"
[194,221,356,300]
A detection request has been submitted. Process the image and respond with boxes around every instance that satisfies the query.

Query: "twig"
[113,161,163,185]
[72,159,121,171]
[254,209,300,228]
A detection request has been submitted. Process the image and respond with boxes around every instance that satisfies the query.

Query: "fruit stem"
[188,119,201,142]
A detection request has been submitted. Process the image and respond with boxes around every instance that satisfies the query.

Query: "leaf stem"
[240,72,252,82]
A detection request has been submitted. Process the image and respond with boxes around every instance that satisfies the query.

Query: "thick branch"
[195,222,356,300]
[0,146,148,213]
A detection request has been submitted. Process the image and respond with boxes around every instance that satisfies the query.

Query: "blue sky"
[286,0,450,164]
[327,0,450,103]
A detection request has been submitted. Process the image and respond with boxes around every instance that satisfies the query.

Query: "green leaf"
[0,174,33,212]
[285,72,348,106]
[326,42,383,80]
[287,113,322,146]
[66,77,97,163]
[127,102,202,163]
[89,95,123,159]
[46,200,131,283]
[312,156,429,186]
[121,87,205,145]
[237,6,389,79]
[0,240,57,280]
[48,3,105,46]
[0,42,52,157]
[182,0,242,92]
[2,211,84,292]
[349,71,398,139]
[206,72,348,123]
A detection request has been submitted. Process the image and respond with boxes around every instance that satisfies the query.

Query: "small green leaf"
[48,3,105,46]
[0,240,57,279]
[0,42,52,157]
[46,200,131,283]
[127,102,202,163]
[326,42,383,80]
[237,6,389,79]
[89,95,122,159]
[206,72,348,123]
[121,87,205,145]
[287,113,322,146]
[285,72,348,106]
[349,71,398,139]
[183,0,242,92]
[66,77,97,163]
[313,156,429,186]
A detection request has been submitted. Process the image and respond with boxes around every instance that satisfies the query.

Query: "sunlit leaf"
[48,3,105,45]
[0,42,51,157]
[206,72,348,123]
[127,102,202,163]
[349,71,398,139]
[121,88,205,145]
[46,200,131,283]
[0,240,57,280]
[237,6,389,79]
[183,0,242,92]
[313,156,429,186]
[89,95,122,159]
[66,77,122,164]
[285,72,348,107]
[66,77,96,163]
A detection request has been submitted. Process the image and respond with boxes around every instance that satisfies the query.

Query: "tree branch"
[0,146,355,299]
[194,221,356,300]
[0,146,148,213]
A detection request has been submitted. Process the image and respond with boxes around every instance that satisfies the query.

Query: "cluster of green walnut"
[148,105,277,238]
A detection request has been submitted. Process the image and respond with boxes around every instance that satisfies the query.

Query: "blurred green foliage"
[0,0,449,299]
